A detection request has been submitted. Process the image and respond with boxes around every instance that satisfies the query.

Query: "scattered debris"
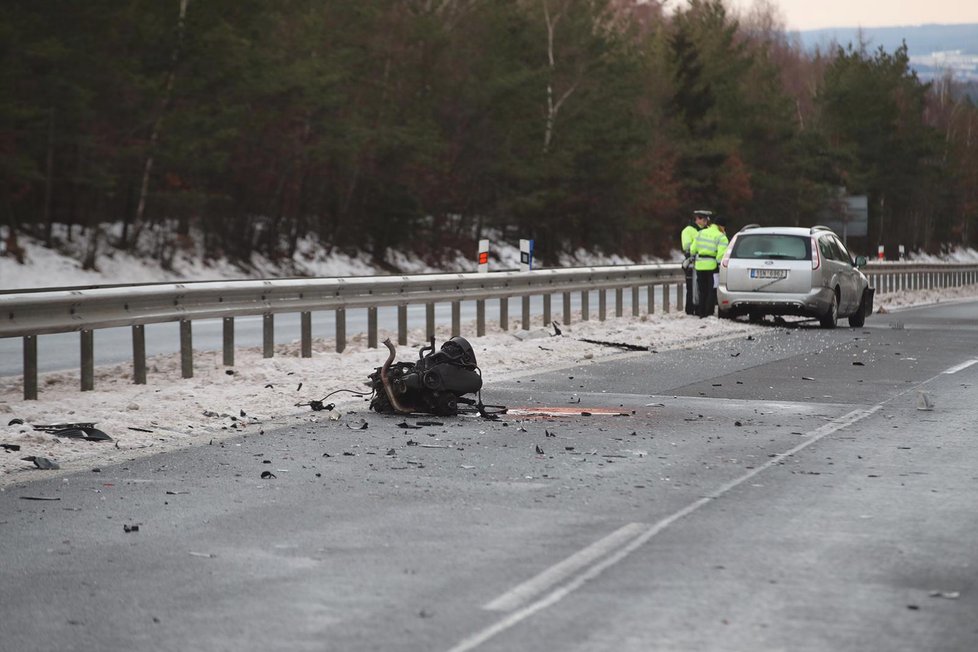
[545,430,555,438]
[123,524,140,533]
[397,422,422,430]
[346,419,368,430]
[416,421,443,427]
[2,444,21,452]
[128,427,154,433]
[890,322,905,330]
[552,321,562,336]
[260,471,277,479]
[852,361,865,366]
[20,496,61,501]
[189,552,216,558]
[535,445,545,455]
[801,377,815,381]
[928,591,960,600]
[8,418,24,426]
[296,383,303,392]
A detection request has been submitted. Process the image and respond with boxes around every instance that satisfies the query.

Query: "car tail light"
[721,237,734,268]
[811,237,820,270]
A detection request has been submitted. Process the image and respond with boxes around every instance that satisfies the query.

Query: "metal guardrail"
[1,264,686,399]
[2,261,977,400]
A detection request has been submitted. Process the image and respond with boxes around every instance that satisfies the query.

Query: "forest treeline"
[2,0,977,269]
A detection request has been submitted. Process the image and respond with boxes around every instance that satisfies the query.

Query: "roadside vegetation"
[2,0,977,271]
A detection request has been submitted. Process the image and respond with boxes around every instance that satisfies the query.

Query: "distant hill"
[796,23,978,82]
[796,23,978,56]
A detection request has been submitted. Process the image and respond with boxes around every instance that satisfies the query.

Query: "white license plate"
[750,268,787,279]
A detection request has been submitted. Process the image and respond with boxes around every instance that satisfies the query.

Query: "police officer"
[681,210,711,315]
[690,215,728,318]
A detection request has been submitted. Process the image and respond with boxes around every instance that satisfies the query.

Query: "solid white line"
[483,522,648,612]
[445,405,881,652]
[944,359,978,374]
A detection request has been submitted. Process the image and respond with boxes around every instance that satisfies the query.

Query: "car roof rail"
[810,225,834,234]
[740,223,761,231]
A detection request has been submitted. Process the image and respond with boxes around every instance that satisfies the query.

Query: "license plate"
[750,268,787,279]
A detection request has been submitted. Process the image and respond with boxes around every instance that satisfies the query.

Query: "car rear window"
[730,234,810,261]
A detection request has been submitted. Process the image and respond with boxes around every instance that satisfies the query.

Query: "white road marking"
[944,359,978,374]
[446,405,881,652]
[483,522,648,612]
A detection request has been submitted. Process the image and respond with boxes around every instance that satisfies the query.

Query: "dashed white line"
[944,359,978,374]
[446,405,881,652]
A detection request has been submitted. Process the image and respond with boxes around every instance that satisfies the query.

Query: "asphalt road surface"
[2,300,977,652]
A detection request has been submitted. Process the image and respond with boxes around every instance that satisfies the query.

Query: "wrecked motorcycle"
[368,336,484,416]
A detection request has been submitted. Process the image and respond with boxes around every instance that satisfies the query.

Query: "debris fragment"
[22,456,59,470]
[551,321,562,336]
[260,471,277,479]
[535,445,544,455]
[579,338,649,352]
[928,591,960,600]
[123,524,140,533]
[8,418,24,426]
[296,383,303,392]
[415,421,443,427]
[801,377,815,381]
[916,391,935,411]
[128,427,153,433]
[20,496,61,501]
[346,419,368,430]
[2,443,21,452]
[397,422,422,430]
[852,361,865,366]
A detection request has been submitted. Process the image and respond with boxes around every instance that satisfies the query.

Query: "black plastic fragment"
[22,456,60,470]
[260,471,277,479]
[8,418,24,426]
[2,443,21,452]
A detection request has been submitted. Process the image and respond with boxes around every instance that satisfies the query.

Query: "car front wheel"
[848,290,868,327]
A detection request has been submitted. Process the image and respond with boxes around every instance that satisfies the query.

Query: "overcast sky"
[725,0,978,30]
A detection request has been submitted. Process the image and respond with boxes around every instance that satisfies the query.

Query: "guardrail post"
[581,290,589,321]
[648,285,655,314]
[662,284,670,313]
[543,294,551,326]
[223,317,234,366]
[562,292,571,325]
[632,286,640,317]
[615,288,623,318]
[599,289,607,321]
[452,301,461,337]
[132,325,146,385]
[426,303,435,338]
[180,320,193,378]
[368,307,378,348]
[522,295,530,330]
[336,308,346,353]
[476,300,485,337]
[24,335,37,400]
[500,297,508,330]
[81,329,94,391]
[398,305,408,345]
[678,282,685,312]
[263,313,274,358]
[301,312,312,358]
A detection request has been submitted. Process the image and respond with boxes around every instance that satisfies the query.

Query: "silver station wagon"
[717,225,875,328]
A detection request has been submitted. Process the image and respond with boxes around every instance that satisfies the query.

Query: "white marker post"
[478,239,489,273]
[877,245,885,261]
[519,239,534,272]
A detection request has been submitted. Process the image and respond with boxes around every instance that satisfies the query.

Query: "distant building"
[908,50,978,81]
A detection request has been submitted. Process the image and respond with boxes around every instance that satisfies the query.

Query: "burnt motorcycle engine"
[368,336,483,416]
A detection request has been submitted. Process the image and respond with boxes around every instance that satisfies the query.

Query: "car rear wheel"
[819,291,838,329]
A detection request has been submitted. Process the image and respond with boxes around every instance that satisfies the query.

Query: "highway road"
[1,300,977,651]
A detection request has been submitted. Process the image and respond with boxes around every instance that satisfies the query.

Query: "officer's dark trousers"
[684,267,696,315]
[695,269,716,317]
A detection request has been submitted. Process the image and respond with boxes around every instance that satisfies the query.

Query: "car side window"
[818,238,837,262]
[829,236,852,264]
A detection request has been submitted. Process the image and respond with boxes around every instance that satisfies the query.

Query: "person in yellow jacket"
[681,210,712,315]
[690,215,728,317]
